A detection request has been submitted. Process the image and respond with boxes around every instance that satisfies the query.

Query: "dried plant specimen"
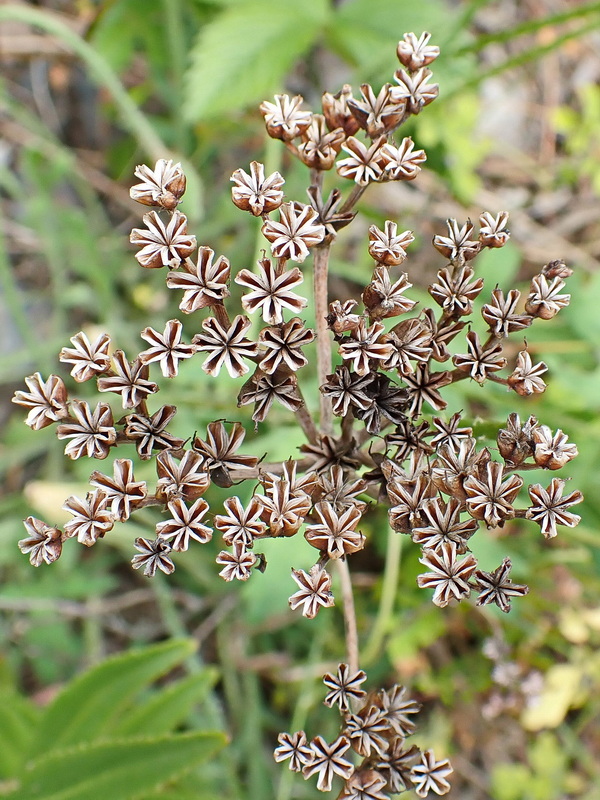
[13,29,583,799]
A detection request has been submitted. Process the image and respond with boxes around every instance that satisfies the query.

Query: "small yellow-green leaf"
[521,664,583,730]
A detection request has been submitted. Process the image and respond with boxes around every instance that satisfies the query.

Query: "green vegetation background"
[0,0,599,798]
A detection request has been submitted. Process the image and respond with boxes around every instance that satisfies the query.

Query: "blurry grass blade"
[0,214,38,358]
[16,731,226,800]
[30,639,197,754]
[0,1,205,214]
[444,19,600,103]
[455,2,600,56]
[0,5,167,161]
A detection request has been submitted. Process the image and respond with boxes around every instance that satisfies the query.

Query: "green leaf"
[90,0,168,75]
[114,668,219,737]
[30,639,197,755]
[183,0,329,121]
[328,0,452,77]
[15,731,227,800]
[0,692,40,778]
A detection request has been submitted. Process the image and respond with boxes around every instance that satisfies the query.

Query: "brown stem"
[284,140,300,160]
[447,367,508,386]
[313,243,334,434]
[339,184,367,215]
[340,411,354,444]
[294,395,320,445]
[336,557,359,676]
[213,302,231,329]
[228,457,315,482]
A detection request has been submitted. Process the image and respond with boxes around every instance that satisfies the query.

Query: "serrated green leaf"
[0,692,40,779]
[114,668,219,737]
[328,0,451,77]
[15,731,226,800]
[30,639,197,755]
[183,0,329,121]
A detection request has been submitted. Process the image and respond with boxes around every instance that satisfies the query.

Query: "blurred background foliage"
[1,0,600,798]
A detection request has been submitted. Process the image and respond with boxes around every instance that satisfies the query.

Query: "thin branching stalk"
[294,396,320,444]
[336,557,359,678]
[313,243,334,434]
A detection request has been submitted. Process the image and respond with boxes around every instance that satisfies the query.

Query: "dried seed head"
[525,274,570,319]
[532,425,578,470]
[261,201,325,263]
[497,413,537,467]
[475,558,529,613]
[132,537,175,577]
[63,490,115,546]
[322,84,360,136]
[230,161,285,216]
[379,137,427,181]
[478,211,510,248]
[362,267,416,320]
[433,219,480,263]
[527,478,583,538]
[130,159,186,209]
[166,247,230,313]
[336,136,386,185]
[130,210,196,269]
[193,315,258,378]
[396,32,440,71]
[507,350,548,396]
[347,83,406,138]
[19,517,63,566]
[289,565,335,619]
[542,259,573,280]
[59,332,112,383]
[326,299,361,335]
[260,94,312,141]
[368,221,414,266]
[139,319,196,378]
[391,67,439,114]
[12,373,69,430]
[297,115,345,170]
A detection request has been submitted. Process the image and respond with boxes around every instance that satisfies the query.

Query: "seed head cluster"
[13,31,582,797]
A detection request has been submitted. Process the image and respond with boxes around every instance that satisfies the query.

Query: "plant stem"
[340,184,367,215]
[336,557,359,676]
[313,243,333,434]
[294,392,320,444]
[363,531,403,666]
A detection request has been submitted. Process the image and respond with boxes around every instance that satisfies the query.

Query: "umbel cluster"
[13,32,582,798]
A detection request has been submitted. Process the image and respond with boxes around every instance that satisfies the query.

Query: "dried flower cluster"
[275,664,452,798]
[13,31,582,796]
